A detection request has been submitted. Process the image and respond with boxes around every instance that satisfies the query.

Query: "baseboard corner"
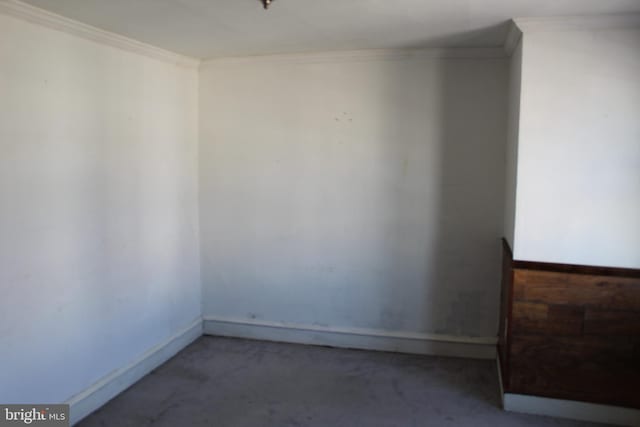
[66,317,203,425]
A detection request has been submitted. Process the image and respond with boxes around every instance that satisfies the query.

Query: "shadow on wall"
[375,58,507,338]
[0,33,199,404]
[199,56,507,339]
[404,22,511,50]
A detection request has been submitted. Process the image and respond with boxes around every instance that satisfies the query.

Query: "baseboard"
[66,317,203,425]
[202,316,496,360]
[503,393,640,427]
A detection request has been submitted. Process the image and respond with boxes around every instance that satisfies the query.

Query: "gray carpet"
[79,336,604,427]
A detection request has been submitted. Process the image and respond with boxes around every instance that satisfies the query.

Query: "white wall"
[0,14,200,404]
[199,53,507,339]
[503,40,522,249]
[514,28,640,268]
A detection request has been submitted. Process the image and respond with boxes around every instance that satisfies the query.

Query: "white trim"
[65,317,203,425]
[0,0,199,68]
[503,20,522,57]
[503,393,640,427]
[513,14,640,34]
[200,47,506,68]
[203,316,497,359]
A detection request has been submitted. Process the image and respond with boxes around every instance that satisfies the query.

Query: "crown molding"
[513,14,640,34]
[200,47,506,69]
[0,0,199,68]
[503,20,523,57]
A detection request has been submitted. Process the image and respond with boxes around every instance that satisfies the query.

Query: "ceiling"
[20,0,640,59]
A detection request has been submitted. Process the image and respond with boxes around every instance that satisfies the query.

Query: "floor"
[79,336,605,427]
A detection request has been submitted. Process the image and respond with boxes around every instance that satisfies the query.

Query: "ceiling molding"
[503,20,522,57]
[513,14,640,34]
[0,0,199,68]
[200,47,506,68]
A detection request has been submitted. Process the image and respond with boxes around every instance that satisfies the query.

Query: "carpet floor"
[79,336,605,427]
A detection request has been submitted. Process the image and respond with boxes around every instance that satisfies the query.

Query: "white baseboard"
[66,317,203,425]
[503,393,640,427]
[202,316,496,360]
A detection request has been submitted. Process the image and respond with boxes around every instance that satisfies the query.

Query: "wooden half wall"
[498,239,640,408]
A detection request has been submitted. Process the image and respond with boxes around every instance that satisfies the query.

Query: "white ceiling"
[20,0,640,59]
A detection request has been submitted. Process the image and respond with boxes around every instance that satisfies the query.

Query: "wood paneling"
[511,302,583,336]
[498,239,640,409]
[509,336,640,407]
[584,309,640,336]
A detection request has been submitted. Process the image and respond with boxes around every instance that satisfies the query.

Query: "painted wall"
[199,54,508,339]
[0,14,200,403]
[503,40,522,249]
[514,28,640,268]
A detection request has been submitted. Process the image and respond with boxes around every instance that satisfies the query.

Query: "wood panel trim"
[502,237,640,278]
[512,259,640,279]
[498,238,514,390]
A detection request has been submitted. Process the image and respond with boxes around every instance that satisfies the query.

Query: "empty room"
[1,0,639,426]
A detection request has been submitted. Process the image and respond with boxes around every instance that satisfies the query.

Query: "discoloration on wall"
[445,291,491,337]
[199,54,507,339]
